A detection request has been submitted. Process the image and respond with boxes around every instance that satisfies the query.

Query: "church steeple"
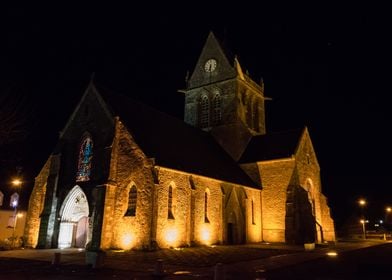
[187,31,236,89]
[181,32,267,160]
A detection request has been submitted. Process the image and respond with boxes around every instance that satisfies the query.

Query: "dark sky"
[1,3,391,230]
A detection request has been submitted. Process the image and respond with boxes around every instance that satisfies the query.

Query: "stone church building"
[24,32,335,250]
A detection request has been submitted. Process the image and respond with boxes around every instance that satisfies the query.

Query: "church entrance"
[58,186,89,249]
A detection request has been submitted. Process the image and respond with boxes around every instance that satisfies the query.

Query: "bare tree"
[0,86,30,147]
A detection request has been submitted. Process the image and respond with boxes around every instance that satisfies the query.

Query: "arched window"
[251,199,255,225]
[212,93,222,125]
[200,95,209,128]
[253,101,259,132]
[246,101,253,129]
[125,185,137,216]
[168,185,175,219]
[204,189,210,223]
[76,135,93,182]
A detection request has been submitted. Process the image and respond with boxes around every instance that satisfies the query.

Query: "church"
[23,32,335,250]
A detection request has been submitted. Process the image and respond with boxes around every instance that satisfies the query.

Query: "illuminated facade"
[24,32,335,250]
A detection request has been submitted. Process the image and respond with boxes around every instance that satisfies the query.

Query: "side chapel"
[24,32,335,250]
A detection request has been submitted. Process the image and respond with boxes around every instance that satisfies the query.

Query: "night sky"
[1,3,391,231]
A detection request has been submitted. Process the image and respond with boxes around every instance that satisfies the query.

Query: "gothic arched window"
[251,199,255,225]
[246,101,253,129]
[204,189,210,223]
[76,135,93,182]
[125,185,137,216]
[200,95,210,128]
[168,185,175,219]
[253,101,260,132]
[212,93,222,125]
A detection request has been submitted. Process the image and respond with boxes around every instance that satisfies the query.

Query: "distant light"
[386,207,392,213]
[78,248,84,251]
[12,201,18,207]
[360,219,365,224]
[358,199,366,206]
[17,213,23,218]
[12,179,22,186]
[326,251,338,257]
[380,220,383,224]
[375,224,379,227]
[173,271,191,275]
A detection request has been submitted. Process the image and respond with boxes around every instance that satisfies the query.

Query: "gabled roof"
[210,31,236,66]
[95,84,259,189]
[239,129,304,163]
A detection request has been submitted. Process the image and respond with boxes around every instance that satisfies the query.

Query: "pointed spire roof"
[187,31,237,89]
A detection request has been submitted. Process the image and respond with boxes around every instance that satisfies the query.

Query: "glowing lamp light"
[201,228,211,243]
[326,251,338,257]
[199,224,212,245]
[11,200,18,207]
[358,199,366,206]
[12,179,22,186]
[386,207,392,213]
[165,228,178,245]
[121,233,134,250]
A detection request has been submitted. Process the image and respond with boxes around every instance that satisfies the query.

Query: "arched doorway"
[58,186,89,248]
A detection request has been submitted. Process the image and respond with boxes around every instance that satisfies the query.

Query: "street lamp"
[360,219,366,239]
[11,178,22,248]
[358,198,367,239]
[385,206,392,236]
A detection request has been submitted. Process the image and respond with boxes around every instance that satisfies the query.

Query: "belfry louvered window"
[212,93,221,125]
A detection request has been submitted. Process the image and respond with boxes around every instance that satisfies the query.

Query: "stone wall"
[259,158,296,242]
[244,188,263,243]
[23,157,51,248]
[106,120,155,250]
[295,130,335,242]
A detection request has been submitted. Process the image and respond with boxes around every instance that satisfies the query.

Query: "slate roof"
[96,85,259,189]
[212,31,236,66]
[239,129,304,163]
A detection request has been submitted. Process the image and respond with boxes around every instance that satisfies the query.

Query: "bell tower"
[181,32,267,160]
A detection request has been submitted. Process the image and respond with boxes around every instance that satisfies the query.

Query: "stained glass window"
[76,135,93,182]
